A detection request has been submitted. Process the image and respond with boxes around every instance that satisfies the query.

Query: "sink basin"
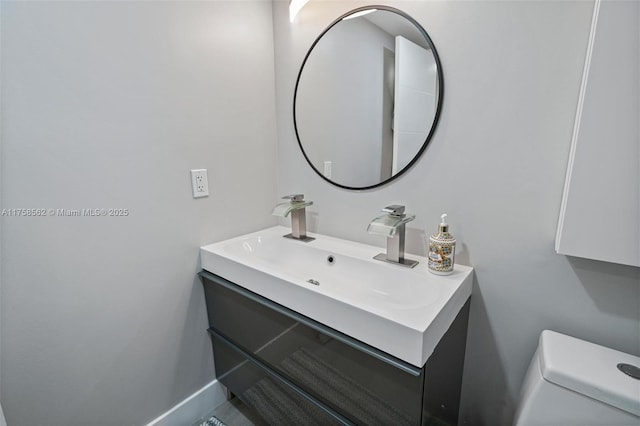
[200,226,473,367]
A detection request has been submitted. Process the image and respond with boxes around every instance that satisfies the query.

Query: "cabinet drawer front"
[202,272,423,426]
[210,330,347,425]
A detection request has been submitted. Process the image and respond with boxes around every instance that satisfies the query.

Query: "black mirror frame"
[293,5,444,191]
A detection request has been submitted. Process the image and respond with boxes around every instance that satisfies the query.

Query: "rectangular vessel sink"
[200,226,473,367]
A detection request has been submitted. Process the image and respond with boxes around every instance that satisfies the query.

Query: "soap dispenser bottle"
[428,213,456,275]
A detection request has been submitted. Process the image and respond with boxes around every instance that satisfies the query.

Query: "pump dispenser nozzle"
[439,213,449,233]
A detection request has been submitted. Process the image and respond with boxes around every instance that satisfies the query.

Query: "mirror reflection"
[294,7,443,189]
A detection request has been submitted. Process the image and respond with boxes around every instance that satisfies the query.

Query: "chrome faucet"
[272,194,315,242]
[367,205,418,268]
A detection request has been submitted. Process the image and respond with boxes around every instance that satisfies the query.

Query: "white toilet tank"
[514,330,640,425]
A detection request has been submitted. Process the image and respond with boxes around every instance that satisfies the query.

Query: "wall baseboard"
[146,380,226,426]
[1,402,7,426]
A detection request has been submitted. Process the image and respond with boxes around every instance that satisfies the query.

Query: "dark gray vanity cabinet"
[200,270,470,426]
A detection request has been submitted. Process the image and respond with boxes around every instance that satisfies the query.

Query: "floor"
[195,397,262,426]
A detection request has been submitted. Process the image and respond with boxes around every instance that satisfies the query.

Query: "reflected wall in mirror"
[294,6,443,190]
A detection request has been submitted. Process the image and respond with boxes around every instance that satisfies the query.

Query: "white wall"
[0,1,277,425]
[274,1,640,425]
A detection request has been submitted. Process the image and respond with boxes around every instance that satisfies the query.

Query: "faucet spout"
[367,205,418,268]
[273,194,315,242]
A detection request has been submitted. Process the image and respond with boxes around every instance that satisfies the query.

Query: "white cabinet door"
[556,0,639,267]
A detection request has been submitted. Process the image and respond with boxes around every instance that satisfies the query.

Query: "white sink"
[200,226,473,367]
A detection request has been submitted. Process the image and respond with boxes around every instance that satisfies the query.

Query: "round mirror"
[294,6,443,190]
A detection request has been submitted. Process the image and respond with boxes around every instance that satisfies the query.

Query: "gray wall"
[2,1,638,425]
[0,1,277,425]
[273,1,640,425]
[0,2,3,422]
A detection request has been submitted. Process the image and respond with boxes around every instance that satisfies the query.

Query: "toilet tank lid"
[539,330,640,417]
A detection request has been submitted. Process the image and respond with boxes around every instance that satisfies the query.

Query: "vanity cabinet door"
[202,272,424,426]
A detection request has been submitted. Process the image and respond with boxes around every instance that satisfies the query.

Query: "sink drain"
[306,279,320,286]
[618,363,640,380]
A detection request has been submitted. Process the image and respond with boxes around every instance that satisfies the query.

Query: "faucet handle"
[382,205,406,217]
[283,194,305,203]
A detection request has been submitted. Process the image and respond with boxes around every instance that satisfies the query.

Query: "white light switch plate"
[190,169,209,198]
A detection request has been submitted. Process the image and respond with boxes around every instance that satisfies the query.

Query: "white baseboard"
[0,402,7,426]
[146,380,227,426]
